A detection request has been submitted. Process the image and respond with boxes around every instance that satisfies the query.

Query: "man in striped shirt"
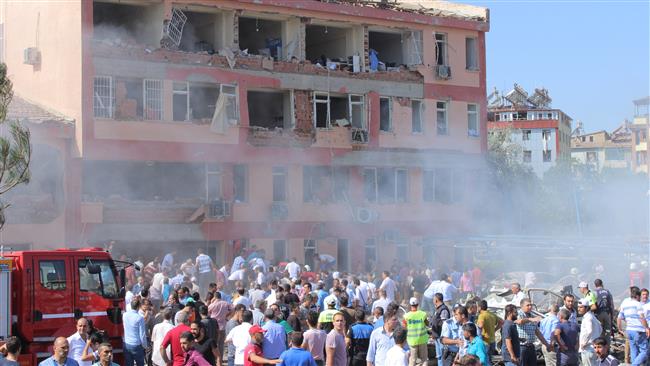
[195,248,215,297]
[617,286,649,366]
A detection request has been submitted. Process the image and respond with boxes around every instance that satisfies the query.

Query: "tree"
[0,63,31,229]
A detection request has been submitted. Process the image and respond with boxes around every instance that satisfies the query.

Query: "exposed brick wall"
[293,90,313,134]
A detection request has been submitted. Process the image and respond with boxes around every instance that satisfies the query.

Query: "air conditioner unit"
[207,199,231,218]
[23,47,41,65]
[271,202,289,220]
[436,65,451,79]
[351,129,369,144]
[356,207,378,224]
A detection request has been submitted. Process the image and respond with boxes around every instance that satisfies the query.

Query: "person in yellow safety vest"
[403,297,430,366]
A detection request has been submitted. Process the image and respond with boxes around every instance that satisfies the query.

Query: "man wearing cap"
[403,297,429,366]
[262,308,287,360]
[579,297,602,366]
[318,297,339,333]
[244,325,281,366]
[579,282,598,312]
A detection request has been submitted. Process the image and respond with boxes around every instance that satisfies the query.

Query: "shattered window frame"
[349,94,365,130]
[143,79,164,121]
[221,84,239,124]
[205,164,222,202]
[272,166,288,203]
[411,99,423,134]
[233,164,248,203]
[467,103,479,137]
[435,32,448,66]
[379,96,392,132]
[94,76,115,119]
[436,101,448,136]
[172,81,189,122]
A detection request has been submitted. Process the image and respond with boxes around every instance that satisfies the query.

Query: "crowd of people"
[0,247,636,366]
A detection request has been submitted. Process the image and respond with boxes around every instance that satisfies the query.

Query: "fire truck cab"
[0,248,126,366]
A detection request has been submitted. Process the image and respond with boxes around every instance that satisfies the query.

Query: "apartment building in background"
[571,121,632,172]
[487,84,572,177]
[630,97,650,174]
[0,0,489,271]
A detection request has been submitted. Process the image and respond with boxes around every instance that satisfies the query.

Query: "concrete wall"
[512,128,557,177]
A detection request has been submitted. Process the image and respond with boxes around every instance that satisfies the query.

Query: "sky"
[466,0,650,133]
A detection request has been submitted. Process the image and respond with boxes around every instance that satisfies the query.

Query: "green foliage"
[0,63,31,229]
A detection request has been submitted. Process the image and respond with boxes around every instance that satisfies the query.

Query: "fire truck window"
[78,260,118,298]
[39,260,67,290]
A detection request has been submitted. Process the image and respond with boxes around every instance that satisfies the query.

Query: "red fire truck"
[0,247,127,365]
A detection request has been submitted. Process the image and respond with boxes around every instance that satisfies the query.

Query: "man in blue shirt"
[617,286,649,366]
[38,337,79,366]
[279,332,317,366]
[366,308,405,366]
[262,309,287,360]
[540,304,560,366]
[441,305,469,366]
[122,298,148,366]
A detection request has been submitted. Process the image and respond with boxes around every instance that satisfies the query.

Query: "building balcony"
[634,116,649,125]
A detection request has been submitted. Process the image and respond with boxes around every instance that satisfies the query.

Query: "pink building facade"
[1,0,489,271]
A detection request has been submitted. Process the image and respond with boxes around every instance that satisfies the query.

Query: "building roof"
[6,95,74,126]
[633,96,650,106]
[326,0,488,22]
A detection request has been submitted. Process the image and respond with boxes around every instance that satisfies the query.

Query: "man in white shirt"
[67,318,91,366]
[379,271,398,303]
[225,310,254,366]
[285,258,301,280]
[354,277,371,311]
[511,282,526,307]
[385,327,409,366]
[151,309,174,366]
[579,298,602,366]
[372,289,390,313]
[233,288,252,309]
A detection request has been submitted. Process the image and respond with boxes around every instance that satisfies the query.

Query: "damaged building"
[1,0,489,270]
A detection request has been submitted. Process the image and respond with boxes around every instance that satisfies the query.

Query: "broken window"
[233,164,247,203]
[93,2,162,46]
[412,100,423,133]
[113,78,143,120]
[238,17,283,60]
[273,240,287,262]
[423,170,434,202]
[349,95,365,129]
[396,169,408,202]
[173,82,189,121]
[435,33,448,66]
[436,101,448,135]
[380,97,392,132]
[452,171,464,203]
[465,37,478,70]
[304,240,317,269]
[248,90,292,129]
[467,104,479,137]
[94,76,114,119]
[364,239,377,272]
[434,168,452,204]
[221,84,239,123]
[303,166,349,203]
[363,168,378,202]
[189,84,220,121]
[206,164,222,202]
[543,150,552,162]
[314,93,330,128]
[306,25,353,65]
[313,93,356,128]
[368,29,422,68]
[82,161,204,202]
[272,167,287,202]
[178,10,223,53]
[364,167,407,203]
[523,130,531,141]
[143,79,163,120]
[523,150,532,163]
